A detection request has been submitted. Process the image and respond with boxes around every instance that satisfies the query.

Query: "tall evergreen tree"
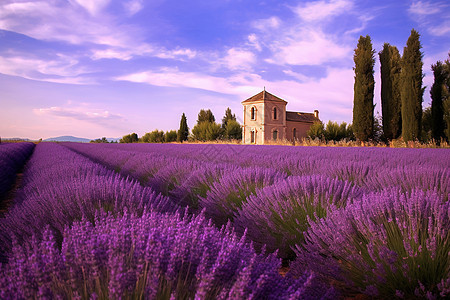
[352,35,375,141]
[197,109,215,123]
[379,43,402,140]
[177,113,189,142]
[430,61,446,143]
[401,29,424,142]
[444,53,450,140]
[221,107,236,129]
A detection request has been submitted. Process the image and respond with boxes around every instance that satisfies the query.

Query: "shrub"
[0,211,338,299]
[234,175,363,258]
[199,167,287,226]
[292,189,450,298]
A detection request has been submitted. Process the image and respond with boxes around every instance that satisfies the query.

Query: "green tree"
[197,109,215,123]
[177,113,189,142]
[90,137,109,143]
[307,121,325,140]
[221,107,236,129]
[224,119,242,140]
[165,130,178,142]
[141,130,165,143]
[379,43,402,140]
[353,35,375,141]
[444,53,450,140]
[324,121,340,141]
[401,29,424,142]
[430,61,447,143]
[120,133,138,143]
[421,106,432,142]
[192,121,222,141]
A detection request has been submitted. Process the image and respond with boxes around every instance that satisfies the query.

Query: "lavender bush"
[291,189,450,299]
[0,143,175,260]
[199,167,287,226]
[169,164,237,210]
[234,175,364,258]
[0,210,337,299]
[0,142,34,201]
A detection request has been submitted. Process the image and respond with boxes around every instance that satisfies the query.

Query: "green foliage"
[224,119,242,140]
[444,53,450,140]
[192,121,222,141]
[379,43,402,140]
[322,121,354,141]
[353,35,375,141]
[197,109,215,123]
[119,133,138,143]
[177,113,189,143]
[141,130,165,143]
[221,107,236,129]
[401,29,424,142]
[421,106,432,141]
[90,137,110,143]
[307,121,325,140]
[165,130,177,143]
[430,61,447,143]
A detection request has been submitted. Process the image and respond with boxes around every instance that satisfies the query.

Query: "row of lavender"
[0,142,34,203]
[0,143,335,299]
[62,142,450,298]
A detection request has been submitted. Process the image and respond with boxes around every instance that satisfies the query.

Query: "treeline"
[352,29,450,144]
[119,107,242,143]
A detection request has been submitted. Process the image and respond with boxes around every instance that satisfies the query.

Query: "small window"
[251,130,255,143]
[273,107,277,120]
[251,107,256,120]
[273,130,278,140]
[293,128,297,139]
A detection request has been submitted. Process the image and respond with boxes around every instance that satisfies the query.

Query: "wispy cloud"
[408,1,450,36]
[69,0,111,16]
[34,104,125,125]
[123,0,144,16]
[293,0,354,22]
[0,54,92,84]
[266,29,353,65]
[408,1,445,15]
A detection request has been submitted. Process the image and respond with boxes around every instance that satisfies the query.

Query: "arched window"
[251,130,256,143]
[251,107,256,120]
[273,130,278,140]
[273,107,277,120]
[293,128,297,140]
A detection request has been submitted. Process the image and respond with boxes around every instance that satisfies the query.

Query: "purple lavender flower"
[234,175,364,259]
[0,211,336,299]
[292,188,449,298]
[199,167,287,226]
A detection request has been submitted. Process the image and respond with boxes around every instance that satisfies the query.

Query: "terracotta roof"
[286,111,319,123]
[241,90,288,104]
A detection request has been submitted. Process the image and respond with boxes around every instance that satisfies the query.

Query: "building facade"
[242,90,319,144]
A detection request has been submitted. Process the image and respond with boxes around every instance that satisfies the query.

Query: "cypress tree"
[401,29,424,142]
[430,61,446,143]
[379,43,402,140]
[177,113,189,142]
[352,35,375,141]
[444,53,450,140]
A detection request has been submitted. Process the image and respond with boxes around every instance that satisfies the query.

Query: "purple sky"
[1,0,449,140]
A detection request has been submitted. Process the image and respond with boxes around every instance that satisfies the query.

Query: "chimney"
[314,110,319,119]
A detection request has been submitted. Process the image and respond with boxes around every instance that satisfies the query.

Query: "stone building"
[242,89,319,144]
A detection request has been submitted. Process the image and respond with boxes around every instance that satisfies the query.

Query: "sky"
[0,0,449,140]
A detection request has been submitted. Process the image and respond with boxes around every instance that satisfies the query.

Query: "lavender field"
[0,142,449,299]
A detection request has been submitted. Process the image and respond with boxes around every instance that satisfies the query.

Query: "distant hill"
[43,136,91,143]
